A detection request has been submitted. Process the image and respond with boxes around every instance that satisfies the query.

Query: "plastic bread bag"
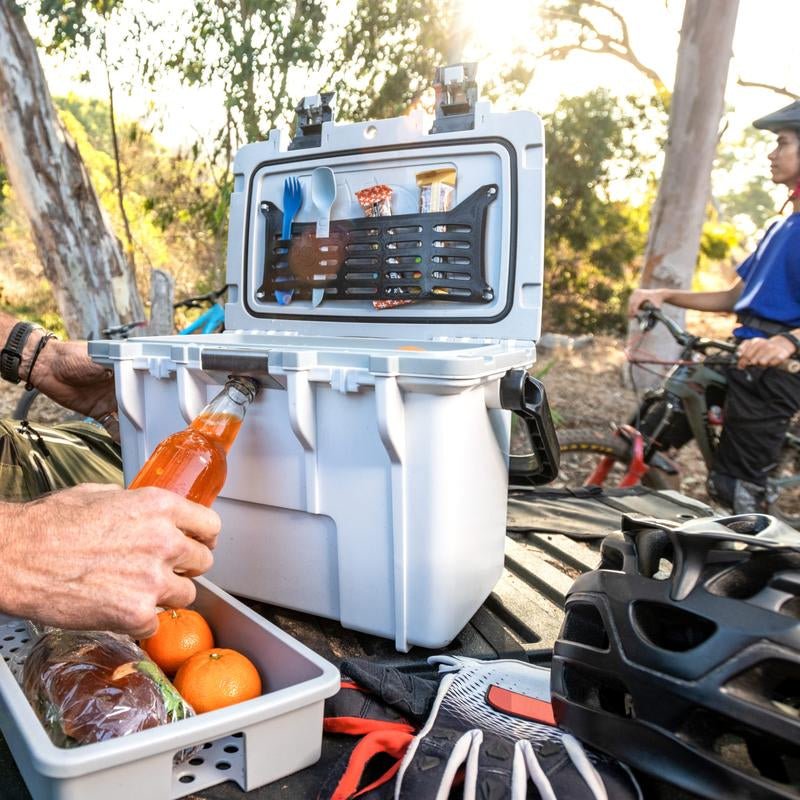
[21,628,194,748]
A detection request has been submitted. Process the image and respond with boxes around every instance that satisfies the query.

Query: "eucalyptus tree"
[0,1,144,337]
[539,0,740,379]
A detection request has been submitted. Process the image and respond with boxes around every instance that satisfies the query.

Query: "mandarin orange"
[140,609,214,676]
[173,648,262,713]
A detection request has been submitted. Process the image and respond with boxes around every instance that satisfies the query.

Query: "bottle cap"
[227,375,259,403]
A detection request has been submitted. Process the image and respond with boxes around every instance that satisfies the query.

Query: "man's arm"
[0,484,221,637]
[627,281,744,317]
[0,312,116,420]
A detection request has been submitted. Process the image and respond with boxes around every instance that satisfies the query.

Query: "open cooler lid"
[224,70,544,346]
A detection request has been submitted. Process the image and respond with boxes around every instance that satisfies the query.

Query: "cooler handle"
[500,369,560,485]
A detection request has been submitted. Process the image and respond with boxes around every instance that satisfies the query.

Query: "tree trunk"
[147,269,174,336]
[0,4,144,339]
[631,0,739,383]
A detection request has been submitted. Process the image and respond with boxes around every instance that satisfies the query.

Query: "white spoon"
[310,167,337,307]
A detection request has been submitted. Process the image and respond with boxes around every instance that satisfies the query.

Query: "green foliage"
[542,89,663,334]
[698,218,739,264]
[162,1,328,154]
[719,178,779,231]
[331,0,455,122]
[714,128,779,232]
[0,281,68,339]
[34,0,125,51]
[16,0,464,319]
[0,94,226,322]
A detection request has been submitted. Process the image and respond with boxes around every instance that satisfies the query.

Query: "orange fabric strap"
[324,717,415,736]
[330,728,415,800]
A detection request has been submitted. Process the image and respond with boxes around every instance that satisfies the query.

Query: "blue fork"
[277,177,303,305]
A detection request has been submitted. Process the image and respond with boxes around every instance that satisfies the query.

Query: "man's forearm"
[660,283,742,313]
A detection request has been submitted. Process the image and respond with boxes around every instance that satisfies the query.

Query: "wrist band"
[776,331,800,356]
[24,332,56,391]
[0,322,41,384]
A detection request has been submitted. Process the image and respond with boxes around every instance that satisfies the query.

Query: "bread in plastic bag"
[21,629,193,747]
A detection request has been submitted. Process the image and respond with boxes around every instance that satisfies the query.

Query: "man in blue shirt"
[629,101,800,514]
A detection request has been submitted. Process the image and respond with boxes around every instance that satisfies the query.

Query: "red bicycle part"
[583,425,650,488]
[617,424,649,487]
[585,456,616,487]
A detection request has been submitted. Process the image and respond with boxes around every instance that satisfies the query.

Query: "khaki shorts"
[0,419,123,501]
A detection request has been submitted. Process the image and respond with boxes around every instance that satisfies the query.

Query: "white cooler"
[90,78,558,651]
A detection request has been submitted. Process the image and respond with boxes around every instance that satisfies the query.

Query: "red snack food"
[355,184,393,217]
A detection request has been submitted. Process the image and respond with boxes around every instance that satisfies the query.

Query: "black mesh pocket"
[257,184,498,304]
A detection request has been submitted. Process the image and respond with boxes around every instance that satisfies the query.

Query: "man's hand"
[628,288,667,317]
[27,339,117,420]
[737,335,796,369]
[0,484,221,637]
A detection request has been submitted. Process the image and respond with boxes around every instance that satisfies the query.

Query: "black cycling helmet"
[551,513,800,800]
[754,100,800,133]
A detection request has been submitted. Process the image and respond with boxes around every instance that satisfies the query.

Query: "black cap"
[753,99,800,132]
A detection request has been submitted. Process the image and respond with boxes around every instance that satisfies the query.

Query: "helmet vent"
[632,601,716,652]
[706,553,800,600]
[562,664,635,718]
[780,596,800,620]
[677,706,800,786]
[725,659,800,720]
[562,603,609,651]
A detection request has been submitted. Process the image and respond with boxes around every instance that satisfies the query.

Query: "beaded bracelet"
[24,332,56,391]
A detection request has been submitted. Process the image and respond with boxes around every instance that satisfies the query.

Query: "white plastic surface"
[89,101,543,652]
[0,579,339,800]
[90,333,529,651]
[224,101,545,344]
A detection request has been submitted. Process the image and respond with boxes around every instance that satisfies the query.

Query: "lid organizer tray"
[257,183,497,304]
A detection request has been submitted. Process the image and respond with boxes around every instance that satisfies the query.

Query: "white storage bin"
[0,578,339,800]
[90,86,557,651]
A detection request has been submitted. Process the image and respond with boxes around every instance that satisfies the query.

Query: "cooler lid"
[224,92,544,346]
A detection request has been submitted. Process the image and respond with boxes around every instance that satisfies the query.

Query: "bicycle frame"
[617,307,800,499]
[642,356,728,467]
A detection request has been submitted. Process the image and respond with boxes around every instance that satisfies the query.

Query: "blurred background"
[0,0,795,337]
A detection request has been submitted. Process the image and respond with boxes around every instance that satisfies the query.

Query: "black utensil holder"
[257,184,498,304]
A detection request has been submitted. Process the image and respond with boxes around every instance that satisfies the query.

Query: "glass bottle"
[128,376,258,507]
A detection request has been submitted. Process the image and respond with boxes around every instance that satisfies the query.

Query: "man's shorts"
[0,419,123,501]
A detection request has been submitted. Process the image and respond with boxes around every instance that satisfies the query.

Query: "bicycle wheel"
[768,427,800,528]
[556,428,678,490]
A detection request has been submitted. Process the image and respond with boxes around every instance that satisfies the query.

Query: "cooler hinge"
[430,63,479,135]
[289,92,336,151]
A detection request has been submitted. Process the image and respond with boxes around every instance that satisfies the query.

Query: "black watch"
[776,331,800,356]
[0,322,39,384]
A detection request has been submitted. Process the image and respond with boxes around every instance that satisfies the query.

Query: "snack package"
[416,168,456,213]
[354,183,416,310]
[355,184,393,218]
[21,629,193,747]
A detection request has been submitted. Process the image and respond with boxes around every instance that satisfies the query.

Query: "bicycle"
[12,286,227,421]
[555,302,800,526]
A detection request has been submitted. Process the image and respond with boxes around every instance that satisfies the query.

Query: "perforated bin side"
[0,578,339,800]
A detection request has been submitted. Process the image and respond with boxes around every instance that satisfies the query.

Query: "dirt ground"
[540,310,742,507]
[0,311,737,509]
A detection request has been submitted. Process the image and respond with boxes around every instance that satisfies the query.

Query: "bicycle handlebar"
[173,285,228,310]
[635,302,800,371]
[101,320,147,339]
